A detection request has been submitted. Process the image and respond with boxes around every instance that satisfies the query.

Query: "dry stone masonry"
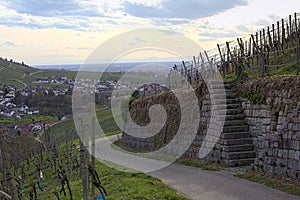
[121,76,300,178]
[239,76,300,178]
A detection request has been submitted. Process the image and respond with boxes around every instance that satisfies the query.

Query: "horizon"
[33,60,182,72]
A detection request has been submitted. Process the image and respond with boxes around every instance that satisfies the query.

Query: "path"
[30,70,43,76]
[94,135,299,200]
[0,63,11,72]
[149,164,299,200]
[15,79,27,88]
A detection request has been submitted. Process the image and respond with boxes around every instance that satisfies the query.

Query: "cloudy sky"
[0,0,298,65]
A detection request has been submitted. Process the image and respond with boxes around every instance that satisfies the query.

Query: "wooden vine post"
[277,21,281,51]
[0,132,18,199]
[295,13,300,75]
[217,44,226,77]
[69,130,74,177]
[282,18,285,50]
[65,130,69,173]
[91,117,96,197]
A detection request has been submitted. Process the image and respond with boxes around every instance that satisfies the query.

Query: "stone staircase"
[210,81,255,166]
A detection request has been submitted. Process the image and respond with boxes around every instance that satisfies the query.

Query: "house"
[4,97,12,102]
[8,111,15,117]
[42,79,49,83]
[34,79,42,83]
[21,90,29,97]
[19,105,29,112]
[40,119,55,126]
[31,123,42,131]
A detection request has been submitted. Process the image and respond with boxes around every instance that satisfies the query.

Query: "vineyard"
[0,107,187,199]
[168,12,300,86]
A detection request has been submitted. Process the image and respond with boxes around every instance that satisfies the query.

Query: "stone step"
[209,83,234,90]
[224,114,246,121]
[218,108,243,115]
[210,89,235,94]
[224,120,246,126]
[222,132,250,139]
[212,93,237,99]
[222,125,248,133]
[222,151,256,160]
[213,103,241,110]
[223,158,255,166]
[223,138,253,146]
[226,104,241,109]
[213,98,240,105]
[222,144,254,152]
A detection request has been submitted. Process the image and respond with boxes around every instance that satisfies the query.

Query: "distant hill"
[0,58,123,89]
[0,58,76,88]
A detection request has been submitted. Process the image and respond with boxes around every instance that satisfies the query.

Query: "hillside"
[0,58,74,88]
[0,58,123,89]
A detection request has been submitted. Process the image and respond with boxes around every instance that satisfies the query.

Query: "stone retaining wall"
[239,77,300,178]
[121,77,300,178]
[120,82,218,161]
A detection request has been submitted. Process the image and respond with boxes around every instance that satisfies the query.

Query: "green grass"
[31,70,77,80]
[0,78,25,88]
[236,170,300,196]
[103,130,122,138]
[272,62,298,76]
[224,73,237,81]
[95,104,105,110]
[96,108,120,133]
[39,107,120,141]
[0,115,57,125]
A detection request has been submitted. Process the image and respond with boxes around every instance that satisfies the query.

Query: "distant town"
[0,73,166,134]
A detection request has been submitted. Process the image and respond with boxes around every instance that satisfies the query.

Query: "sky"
[0,0,298,65]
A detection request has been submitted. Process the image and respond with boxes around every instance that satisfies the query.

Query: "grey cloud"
[236,24,251,32]
[1,41,16,47]
[77,47,94,50]
[123,0,248,19]
[152,19,190,26]
[3,0,100,17]
[0,13,102,31]
[134,36,146,43]
[200,31,240,38]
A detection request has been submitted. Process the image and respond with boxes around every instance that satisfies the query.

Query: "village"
[0,74,165,134]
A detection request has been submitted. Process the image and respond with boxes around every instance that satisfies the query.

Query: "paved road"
[149,164,299,200]
[94,135,299,200]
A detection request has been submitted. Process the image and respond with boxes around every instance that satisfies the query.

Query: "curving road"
[94,135,299,200]
[149,164,299,200]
